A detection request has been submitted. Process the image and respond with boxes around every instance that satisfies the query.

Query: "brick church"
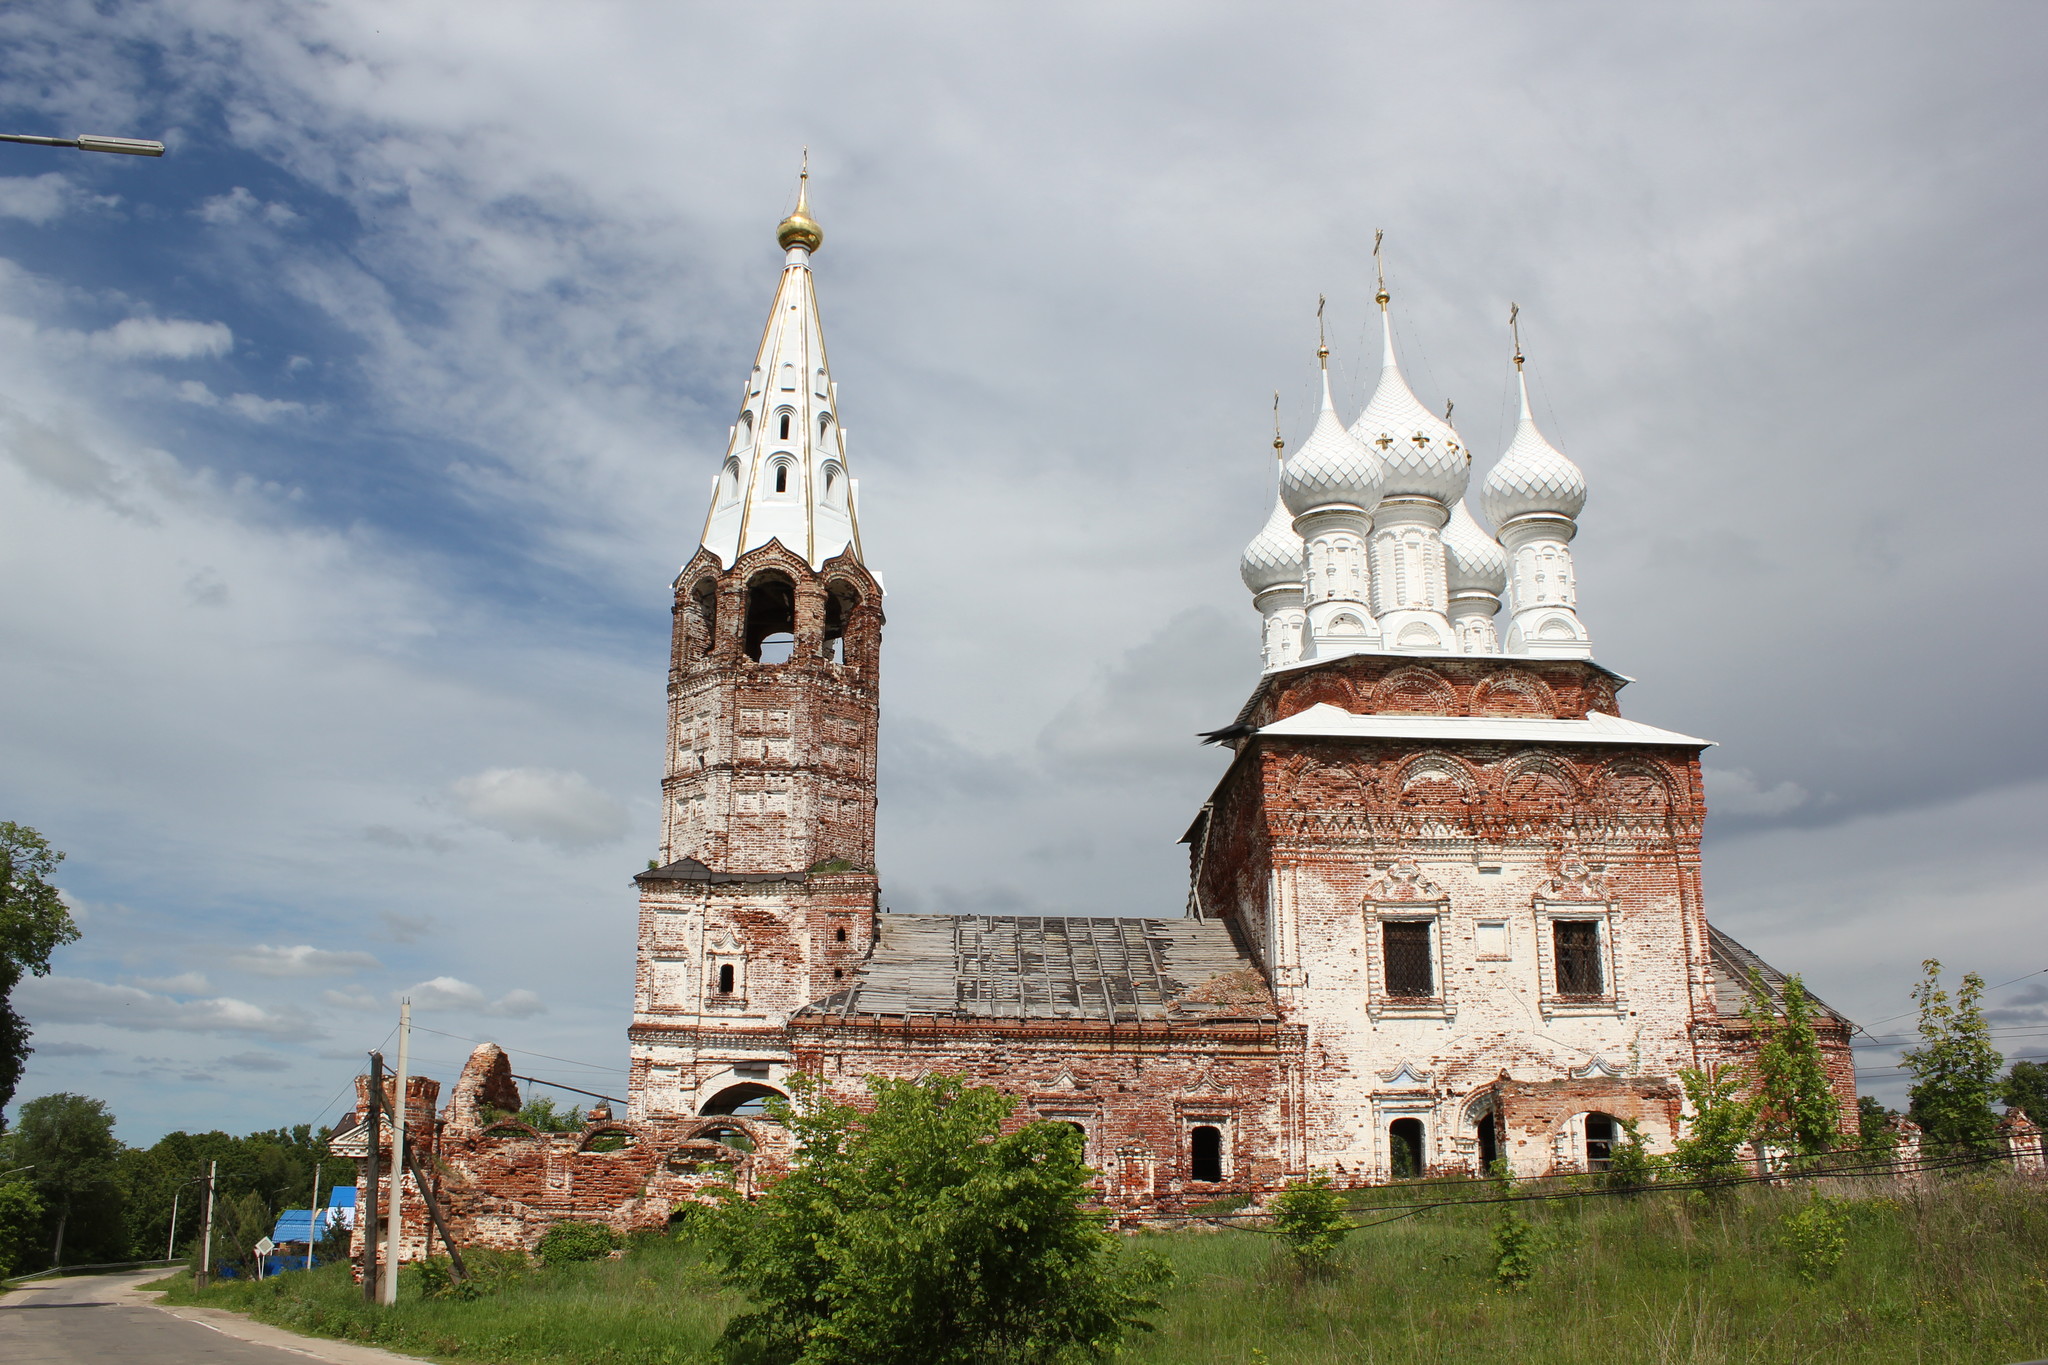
[345,182,1856,1253]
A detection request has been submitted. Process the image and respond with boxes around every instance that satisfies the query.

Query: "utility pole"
[380,1000,410,1307]
[362,1051,383,1303]
[195,1161,217,1289]
[308,1160,322,1270]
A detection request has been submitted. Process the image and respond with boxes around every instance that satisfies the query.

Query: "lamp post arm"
[0,132,166,156]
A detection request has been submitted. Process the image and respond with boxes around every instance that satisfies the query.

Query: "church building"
[342,181,1860,1258]
[618,181,1858,1209]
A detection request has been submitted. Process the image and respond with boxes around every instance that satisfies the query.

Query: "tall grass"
[159,1173,2048,1364]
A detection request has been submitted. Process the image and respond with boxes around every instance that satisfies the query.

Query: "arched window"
[779,412,791,439]
[834,927,847,943]
[774,464,789,493]
[1585,1113,1618,1172]
[701,1082,783,1117]
[1475,1106,1500,1174]
[1390,1118,1426,1179]
[744,572,797,663]
[1189,1125,1223,1182]
[824,580,860,665]
[691,578,717,655]
[717,963,735,995]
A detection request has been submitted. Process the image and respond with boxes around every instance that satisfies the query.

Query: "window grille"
[1553,920,1603,996]
[1383,921,1434,997]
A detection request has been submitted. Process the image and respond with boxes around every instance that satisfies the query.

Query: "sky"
[1,1,2043,1142]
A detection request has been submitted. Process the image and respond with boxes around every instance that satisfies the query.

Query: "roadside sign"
[254,1236,275,1255]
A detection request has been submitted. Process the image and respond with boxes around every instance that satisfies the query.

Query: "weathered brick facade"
[346,199,1867,1262]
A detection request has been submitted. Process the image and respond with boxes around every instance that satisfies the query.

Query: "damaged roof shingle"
[800,914,1277,1024]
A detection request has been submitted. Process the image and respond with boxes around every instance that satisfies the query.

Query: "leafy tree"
[1600,1117,1663,1191]
[0,823,80,1117]
[0,1176,43,1278]
[517,1096,586,1132]
[1668,1064,1756,1188]
[699,1072,1169,1365]
[119,1122,340,1260]
[210,1190,273,1278]
[1901,959,2002,1158]
[1268,1174,1349,1276]
[1999,1059,2048,1124]
[1857,1096,1899,1154]
[1745,973,1843,1161]
[15,1092,122,1265]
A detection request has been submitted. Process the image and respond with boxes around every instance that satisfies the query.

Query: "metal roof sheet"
[801,914,1275,1024]
[1707,925,1852,1027]
[1255,703,1712,748]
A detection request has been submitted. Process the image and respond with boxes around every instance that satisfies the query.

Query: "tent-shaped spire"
[697,163,862,569]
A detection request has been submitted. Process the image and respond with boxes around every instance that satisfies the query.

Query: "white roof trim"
[1256,704,1712,748]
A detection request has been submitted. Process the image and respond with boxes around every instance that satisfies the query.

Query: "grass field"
[157,1172,2048,1364]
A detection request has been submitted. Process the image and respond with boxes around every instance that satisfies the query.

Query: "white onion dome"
[1442,499,1508,594]
[1280,370,1386,517]
[1349,310,1469,506]
[1481,370,1587,524]
[1239,486,1304,594]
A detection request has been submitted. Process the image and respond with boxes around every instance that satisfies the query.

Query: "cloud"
[322,987,383,1012]
[0,172,110,224]
[90,317,233,361]
[133,971,211,994]
[448,767,628,849]
[228,944,382,977]
[1703,767,1811,818]
[29,1040,109,1057]
[217,1051,294,1072]
[173,381,309,421]
[194,186,298,227]
[403,977,546,1017]
[377,911,436,943]
[16,975,318,1041]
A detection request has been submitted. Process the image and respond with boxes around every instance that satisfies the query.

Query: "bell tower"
[628,169,884,1122]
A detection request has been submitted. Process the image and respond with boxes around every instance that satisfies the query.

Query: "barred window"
[1553,920,1603,996]
[1383,921,1434,997]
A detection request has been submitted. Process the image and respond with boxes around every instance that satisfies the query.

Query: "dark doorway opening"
[1189,1125,1223,1182]
[1390,1118,1426,1179]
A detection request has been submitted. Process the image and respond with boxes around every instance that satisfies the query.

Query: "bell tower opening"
[744,571,797,663]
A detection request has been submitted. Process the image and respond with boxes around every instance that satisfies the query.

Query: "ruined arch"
[1473,669,1558,718]
[743,569,797,663]
[1371,666,1457,716]
[700,1082,786,1117]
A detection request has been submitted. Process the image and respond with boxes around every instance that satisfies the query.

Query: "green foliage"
[0,1176,44,1277]
[1600,1117,1663,1192]
[535,1219,622,1267]
[1858,1096,1899,1153]
[119,1120,343,1264]
[211,1190,273,1277]
[517,1096,587,1132]
[154,1177,2048,1365]
[2000,1059,2048,1125]
[0,822,79,1117]
[1780,1190,1849,1283]
[14,1091,122,1265]
[698,1071,1169,1365]
[1267,1174,1350,1276]
[1669,1064,1757,1188]
[1903,959,2003,1157]
[1746,973,1843,1161]
[1490,1207,1544,1291]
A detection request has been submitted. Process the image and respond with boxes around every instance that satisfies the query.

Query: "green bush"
[1268,1175,1350,1276]
[1781,1191,1848,1283]
[534,1219,621,1267]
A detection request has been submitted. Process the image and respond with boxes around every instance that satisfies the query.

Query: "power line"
[405,1023,629,1075]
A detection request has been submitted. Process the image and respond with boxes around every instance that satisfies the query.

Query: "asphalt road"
[0,1269,418,1365]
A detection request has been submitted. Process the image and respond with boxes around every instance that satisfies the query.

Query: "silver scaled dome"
[1481,371,1586,525]
[1350,312,1469,506]
[1441,498,1507,594]
[1280,372,1385,518]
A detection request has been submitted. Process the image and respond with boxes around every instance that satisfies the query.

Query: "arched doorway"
[1389,1118,1426,1179]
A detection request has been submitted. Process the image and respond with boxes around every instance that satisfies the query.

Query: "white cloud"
[1703,766,1811,817]
[407,975,484,1010]
[448,767,627,849]
[217,1050,293,1072]
[322,987,383,1012]
[133,971,211,994]
[229,944,382,977]
[483,988,546,1019]
[173,381,308,420]
[16,975,318,1040]
[0,172,97,224]
[90,317,233,361]
[195,186,298,227]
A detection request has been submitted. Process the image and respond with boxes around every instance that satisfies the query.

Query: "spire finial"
[1443,399,1454,423]
[776,149,823,253]
[1316,294,1328,367]
[1273,391,1284,458]
[1509,302,1532,419]
[1372,229,1389,308]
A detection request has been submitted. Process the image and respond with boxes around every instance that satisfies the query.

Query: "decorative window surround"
[1533,900,1626,1019]
[1361,862,1452,1020]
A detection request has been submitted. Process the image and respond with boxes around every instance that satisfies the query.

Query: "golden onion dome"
[776,175,823,253]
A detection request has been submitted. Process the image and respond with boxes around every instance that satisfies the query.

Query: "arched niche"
[700,1082,786,1117]
[744,570,797,663]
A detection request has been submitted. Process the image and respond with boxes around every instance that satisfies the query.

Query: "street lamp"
[0,132,165,157]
